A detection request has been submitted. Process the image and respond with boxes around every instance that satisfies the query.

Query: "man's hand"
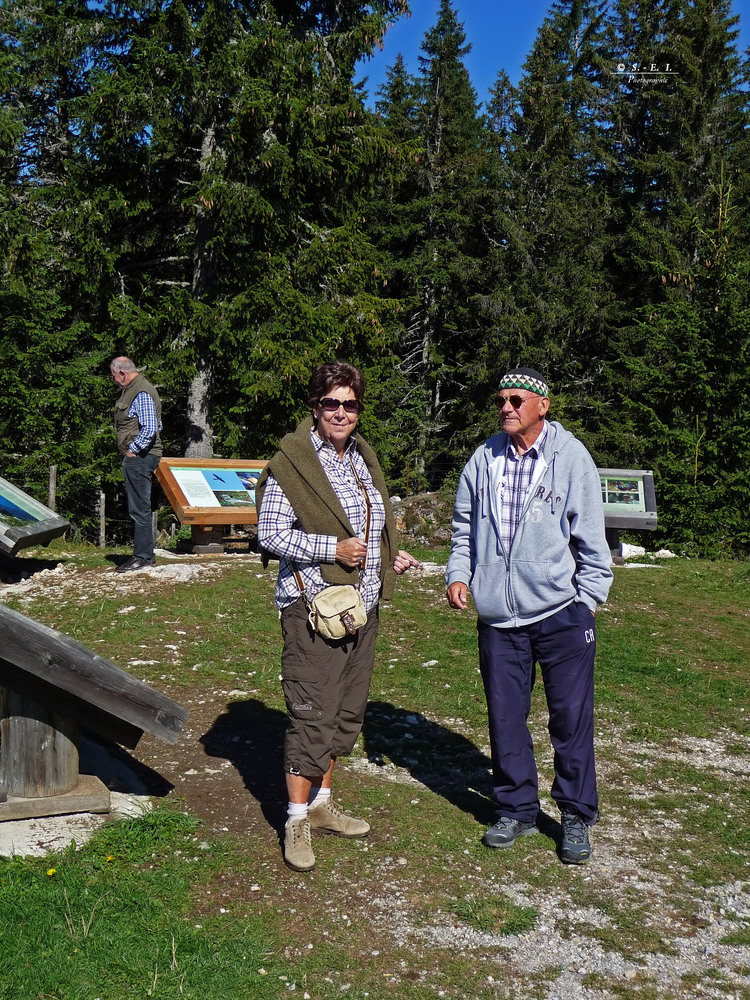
[446,581,468,610]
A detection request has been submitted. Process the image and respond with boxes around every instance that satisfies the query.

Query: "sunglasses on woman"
[318,397,362,413]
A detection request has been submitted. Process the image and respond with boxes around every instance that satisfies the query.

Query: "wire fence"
[13,459,464,553]
[39,467,182,549]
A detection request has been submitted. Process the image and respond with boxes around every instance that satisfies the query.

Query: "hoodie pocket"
[511,558,574,605]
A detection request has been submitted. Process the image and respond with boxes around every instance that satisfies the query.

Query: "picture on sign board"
[169,468,261,509]
[600,475,646,514]
[0,481,47,528]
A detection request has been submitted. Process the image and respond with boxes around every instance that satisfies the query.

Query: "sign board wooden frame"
[155,458,267,526]
[0,476,70,556]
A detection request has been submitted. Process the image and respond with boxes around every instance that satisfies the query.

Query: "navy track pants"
[477,600,599,825]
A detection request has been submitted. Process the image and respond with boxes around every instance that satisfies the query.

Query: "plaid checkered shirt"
[495,422,548,554]
[257,431,386,611]
[128,391,161,453]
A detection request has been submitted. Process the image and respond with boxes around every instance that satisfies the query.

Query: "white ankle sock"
[308,787,332,810]
[287,801,308,822]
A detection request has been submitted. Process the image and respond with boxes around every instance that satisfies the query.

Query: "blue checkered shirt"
[257,431,386,611]
[129,392,161,453]
[496,423,548,554]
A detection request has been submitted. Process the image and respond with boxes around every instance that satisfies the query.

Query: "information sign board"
[155,458,267,525]
[598,468,657,530]
[0,477,70,556]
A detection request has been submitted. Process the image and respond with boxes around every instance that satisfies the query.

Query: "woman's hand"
[393,550,420,575]
[336,536,368,568]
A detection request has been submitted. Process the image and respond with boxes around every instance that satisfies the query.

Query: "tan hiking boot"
[308,798,370,838]
[284,817,315,871]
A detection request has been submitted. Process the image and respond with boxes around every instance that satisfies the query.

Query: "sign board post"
[155,458,267,553]
[598,468,658,558]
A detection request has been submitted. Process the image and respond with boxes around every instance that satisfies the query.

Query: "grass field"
[0,544,748,999]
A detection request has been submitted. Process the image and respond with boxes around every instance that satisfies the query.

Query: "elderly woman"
[257,361,418,871]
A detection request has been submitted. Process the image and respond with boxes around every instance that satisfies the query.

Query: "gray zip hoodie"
[445,420,613,626]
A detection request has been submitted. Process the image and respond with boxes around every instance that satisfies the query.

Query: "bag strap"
[292,565,308,598]
[349,456,372,578]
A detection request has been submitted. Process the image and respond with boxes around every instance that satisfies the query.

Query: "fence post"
[99,490,106,548]
[48,466,57,512]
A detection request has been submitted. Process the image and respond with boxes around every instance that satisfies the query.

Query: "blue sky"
[356,0,750,107]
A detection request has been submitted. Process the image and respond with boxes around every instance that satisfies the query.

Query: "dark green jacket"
[114,374,163,457]
[256,417,398,600]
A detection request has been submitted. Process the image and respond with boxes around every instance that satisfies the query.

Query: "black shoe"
[115,556,150,573]
[560,812,592,865]
[482,816,538,849]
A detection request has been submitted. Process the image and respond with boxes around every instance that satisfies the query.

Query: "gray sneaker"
[482,816,538,849]
[560,812,591,865]
[284,817,315,871]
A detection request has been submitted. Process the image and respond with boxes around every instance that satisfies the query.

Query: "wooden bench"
[0,604,188,822]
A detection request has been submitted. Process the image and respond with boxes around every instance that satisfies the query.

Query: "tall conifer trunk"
[185,124,216,458]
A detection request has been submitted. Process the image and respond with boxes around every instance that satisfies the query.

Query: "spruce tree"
[477,0,616,457]
[606,0,750,553]
[366,0,490,489]
[1,0,412,535]
[0,0,117,525]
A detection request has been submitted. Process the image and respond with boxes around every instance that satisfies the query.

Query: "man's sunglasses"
[318,397,362,413]
[495,394,534,410]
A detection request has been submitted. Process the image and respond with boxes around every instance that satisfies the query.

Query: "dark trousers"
[121,453,160,562]
[478,601,599,825]
[280,598,380,777]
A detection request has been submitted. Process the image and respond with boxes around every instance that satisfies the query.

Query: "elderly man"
[445,367,612,864]
[110,356,163,572]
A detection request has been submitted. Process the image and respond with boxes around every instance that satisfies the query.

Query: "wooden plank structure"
[155,458,267,552]
[0,604,188,822]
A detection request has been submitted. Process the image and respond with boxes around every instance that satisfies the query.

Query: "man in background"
[110,357,162,572]
[445,367,613,864]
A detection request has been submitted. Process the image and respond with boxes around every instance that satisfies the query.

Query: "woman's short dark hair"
[308,361,365,409]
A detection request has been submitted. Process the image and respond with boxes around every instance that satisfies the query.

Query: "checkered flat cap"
[498,367,549,397]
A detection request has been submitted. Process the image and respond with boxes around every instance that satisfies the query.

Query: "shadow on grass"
[200,700,555,838]
[79,731,174,796]
[200,699,288,833]
[0,552,70,583]
[361,701,496,826]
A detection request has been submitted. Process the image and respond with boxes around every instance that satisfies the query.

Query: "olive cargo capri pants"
[280,597,380,778]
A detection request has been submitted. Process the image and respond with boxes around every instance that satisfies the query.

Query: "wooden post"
[0,689,79,797]
[189,524,224,553]
[48,465,57,512]
[99,490,106,548]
